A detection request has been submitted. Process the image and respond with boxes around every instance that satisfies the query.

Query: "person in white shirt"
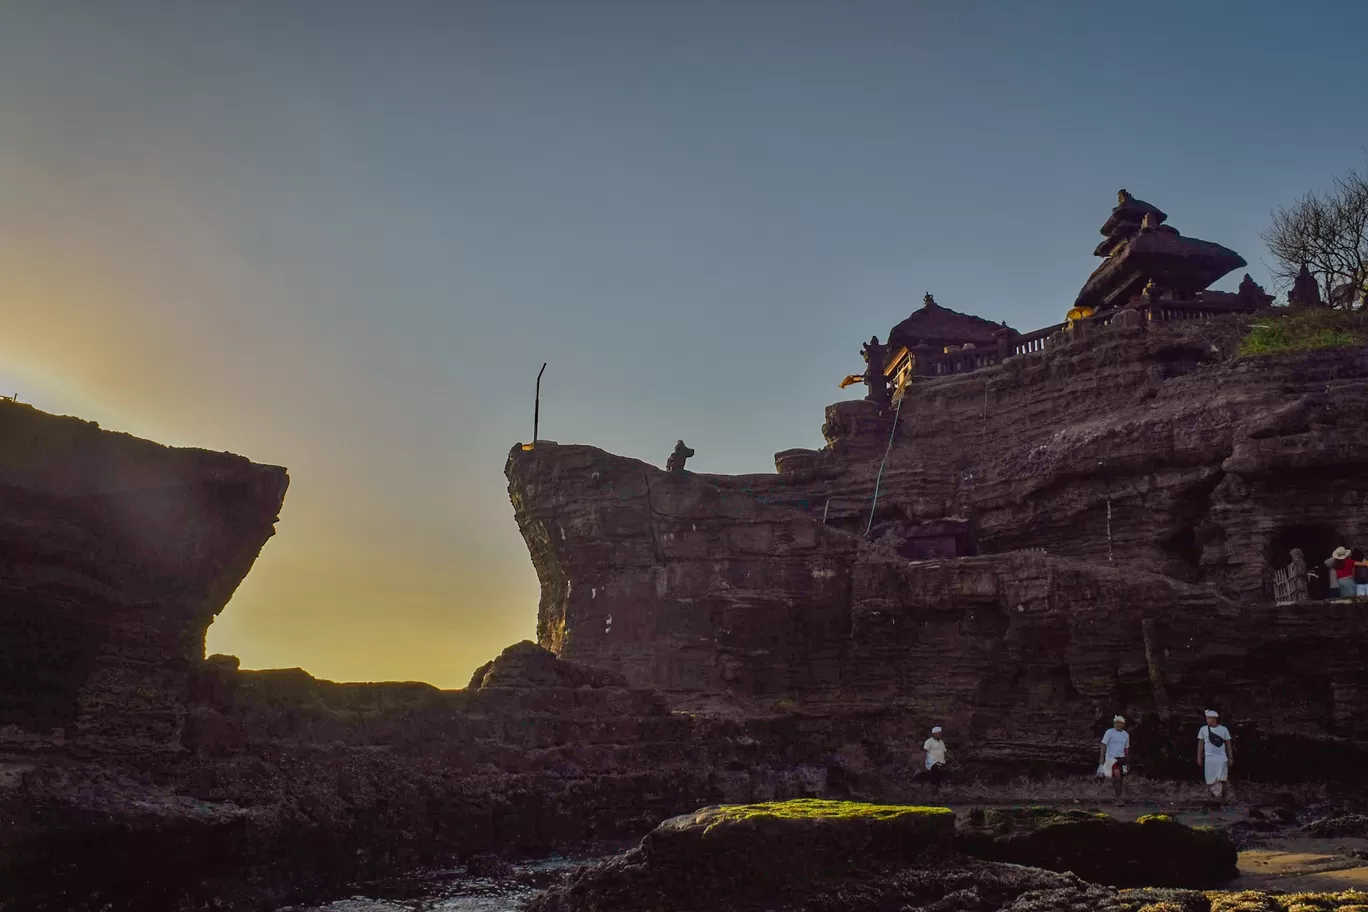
[922,726,948,781]
[1098,715,1130,802]
[1197,709,1234,803]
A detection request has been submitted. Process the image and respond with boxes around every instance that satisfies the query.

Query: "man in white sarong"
[922,726,948,782]
[1197,709,1234,803]
[1098,715,1129,803]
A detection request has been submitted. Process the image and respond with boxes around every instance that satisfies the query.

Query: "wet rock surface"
[959,808,1238,887]
[524,801,1245,912]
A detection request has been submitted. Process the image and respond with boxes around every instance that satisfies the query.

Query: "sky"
[1,1,1365,688]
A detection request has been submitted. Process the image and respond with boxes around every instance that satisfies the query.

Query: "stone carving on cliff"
[860,335,891,409]
[665,439,695,474]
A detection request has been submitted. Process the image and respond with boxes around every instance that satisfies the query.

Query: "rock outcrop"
[525,800,1239,912]
[0,401,288,748]
[506,318,1368,779]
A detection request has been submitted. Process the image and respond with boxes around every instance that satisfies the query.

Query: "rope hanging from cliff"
[864,388,907,537]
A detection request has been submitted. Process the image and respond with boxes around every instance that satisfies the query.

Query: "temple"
[848,190,1274,397]
[1073,189,1256,314]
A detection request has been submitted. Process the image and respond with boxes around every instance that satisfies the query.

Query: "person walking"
[1197,710,1234,804]
[1098,715,1130,803]
[922,726,948,782]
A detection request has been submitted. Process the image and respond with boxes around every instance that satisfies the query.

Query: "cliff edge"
[0,401,289,748]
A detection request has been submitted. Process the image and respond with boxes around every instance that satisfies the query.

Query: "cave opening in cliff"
[1268,523,1339,595]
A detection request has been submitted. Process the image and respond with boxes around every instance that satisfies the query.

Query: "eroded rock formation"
[0,401,289,747]
[507,317,1368,779]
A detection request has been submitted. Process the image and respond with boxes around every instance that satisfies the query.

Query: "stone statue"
[1288,263,1322,308]
[1237,273,1271,307]
[1290,548,1311,603]
[922,292,938,308]
[861,335,891,409]
[666,440,695,474]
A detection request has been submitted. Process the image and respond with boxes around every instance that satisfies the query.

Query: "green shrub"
[1239,309,1368,357]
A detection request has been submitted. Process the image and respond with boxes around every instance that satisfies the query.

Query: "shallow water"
[278,856,593,912]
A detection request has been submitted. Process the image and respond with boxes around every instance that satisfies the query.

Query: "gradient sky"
[2,1,1365,687]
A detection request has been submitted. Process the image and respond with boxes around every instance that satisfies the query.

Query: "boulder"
[527,800,1066,912]
[959,809,1238,888]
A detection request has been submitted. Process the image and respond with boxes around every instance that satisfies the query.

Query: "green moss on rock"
[703,798,953,826]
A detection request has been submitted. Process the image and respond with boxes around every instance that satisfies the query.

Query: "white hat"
[1334,546,1352,560]
[1113,715,1125,723]
[931,725,942,733]
[1204,709,1219,717]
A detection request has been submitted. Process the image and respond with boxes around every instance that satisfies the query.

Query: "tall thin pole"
[865,393,906,536]
[533,363,547,444]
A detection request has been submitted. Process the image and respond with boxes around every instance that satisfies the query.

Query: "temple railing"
[902,295,1269,381]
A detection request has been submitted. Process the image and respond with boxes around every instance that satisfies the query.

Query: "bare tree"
[1262,167,1368,307]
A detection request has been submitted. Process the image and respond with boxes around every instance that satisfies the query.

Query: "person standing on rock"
[922,726,948,782]
[1098,715,1130,803]
[1330,547,1356,598]
[1197,710,1234,804]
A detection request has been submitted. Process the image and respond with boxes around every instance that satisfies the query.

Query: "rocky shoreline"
[7,316,1368,909]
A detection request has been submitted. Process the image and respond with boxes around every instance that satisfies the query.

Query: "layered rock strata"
[0,401,289,748]
[506,317,1368,778]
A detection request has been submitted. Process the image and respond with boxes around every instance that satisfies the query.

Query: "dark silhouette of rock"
[958,809,1237,888]
[525,801,1235,912]
[0,400,288,745]
[664,439,694,474]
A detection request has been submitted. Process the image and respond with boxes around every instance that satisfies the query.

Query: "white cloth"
[1204,756,1229,786]
[1100,727,1130,760]
[1199,725,1231,760]
[923,737,946,769]
[1097,757,1126,778]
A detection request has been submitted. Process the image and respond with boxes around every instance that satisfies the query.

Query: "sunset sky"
[2,1,1365,687]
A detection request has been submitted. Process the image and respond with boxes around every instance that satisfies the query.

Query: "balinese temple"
[1071,190,1268,316]
[845,190,1273,406]
[882,294,1017,392]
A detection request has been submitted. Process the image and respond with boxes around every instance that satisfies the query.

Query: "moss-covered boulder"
[526,799,963,912]
[959,808,1237,888]
[645,799,954,884]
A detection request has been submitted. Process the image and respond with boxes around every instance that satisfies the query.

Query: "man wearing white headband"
[1098,715,1130,802]
[1197,709,1233,803]
[922,726,948,781]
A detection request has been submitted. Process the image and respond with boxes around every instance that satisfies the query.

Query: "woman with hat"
[1329,546,1357,598]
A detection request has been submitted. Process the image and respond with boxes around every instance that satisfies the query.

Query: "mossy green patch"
[1238,309,1368,357]
[1138,814,1176,825]
[705,798,952,826]
[1208,889,1368,911]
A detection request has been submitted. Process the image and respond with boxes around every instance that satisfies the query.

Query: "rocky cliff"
[0,401,289,748]
[506,317,1368,778]
[0,403,888,911]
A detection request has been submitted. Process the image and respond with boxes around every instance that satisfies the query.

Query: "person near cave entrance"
[1098,715,1129,803]
[1328,546,1356,598]
[1197,710,1234,804]
[1353,548,1368,597]
[922,726,948,782]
